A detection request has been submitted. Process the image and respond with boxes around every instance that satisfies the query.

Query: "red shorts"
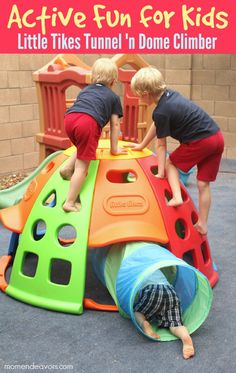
[65,112,102,160]
[169,131,224,182]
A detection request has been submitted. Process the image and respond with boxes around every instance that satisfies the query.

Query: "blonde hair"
[131,67,166,97]
[91,58,118,86]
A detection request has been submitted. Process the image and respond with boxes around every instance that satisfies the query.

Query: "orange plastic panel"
[88,158,168,247]
[0,153,67,233]
[83,298,118,312]
[0,255,12,292]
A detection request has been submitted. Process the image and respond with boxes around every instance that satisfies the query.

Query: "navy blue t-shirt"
[152,90,219,143]
[66,83,123,129]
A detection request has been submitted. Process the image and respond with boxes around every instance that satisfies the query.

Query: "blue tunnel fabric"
[173,265,197,312]
[91,245,111,287]
[116,243,184,316]
[92,242,213,341]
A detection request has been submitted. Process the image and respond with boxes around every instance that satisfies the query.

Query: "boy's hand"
[111,147,128,156]
[124,143,144,151]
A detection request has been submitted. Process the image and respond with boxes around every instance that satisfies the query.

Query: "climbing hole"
[43,191,57,207]
[150,165,158,176]
[180,187,188,202]
[164,189,172,203]
[175,219,187,239]
[183,250,195,267]
[22,252,39,278]
[191,211,198,225]
[50,259,71,285]
[201,241,210,264]
[58,225,77,247]
[32,220,46,241]
[106,170,137,183]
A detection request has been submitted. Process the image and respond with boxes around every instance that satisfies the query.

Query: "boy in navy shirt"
[60,58,127,212]
[130,67,224,235]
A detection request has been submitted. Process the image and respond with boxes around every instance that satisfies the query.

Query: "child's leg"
[195,180,211,235]
[134,312,160,339]
[60,151,77,180]
[165,158,183,207]
[63,159,90,212]
[169,326,194,359]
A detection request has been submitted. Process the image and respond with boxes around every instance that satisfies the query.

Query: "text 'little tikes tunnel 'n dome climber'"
[0,140,217,318]
[91,242,212,341]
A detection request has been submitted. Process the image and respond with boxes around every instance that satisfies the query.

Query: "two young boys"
[62,60,224,237]
[61,59,223,359]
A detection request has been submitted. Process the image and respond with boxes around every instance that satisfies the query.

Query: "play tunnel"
[91,242,213,341]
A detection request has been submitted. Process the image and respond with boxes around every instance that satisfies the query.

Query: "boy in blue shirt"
[130,67,224,235]
[60,58,127,212]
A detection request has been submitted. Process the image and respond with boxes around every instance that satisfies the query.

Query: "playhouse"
[33,54,153,160]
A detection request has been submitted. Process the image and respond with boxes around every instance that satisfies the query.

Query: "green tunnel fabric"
[92,242,213,341]
[7,160,100,314]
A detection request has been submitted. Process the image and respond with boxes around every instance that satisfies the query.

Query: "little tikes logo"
[104,195,149,215]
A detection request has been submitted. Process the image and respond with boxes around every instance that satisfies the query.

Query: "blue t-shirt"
[66,83,123,129]
[152,89,219,143]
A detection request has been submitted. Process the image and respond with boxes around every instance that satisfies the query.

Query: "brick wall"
[0,55,54,175]
[0,54,236,176]
[191,55,236,159]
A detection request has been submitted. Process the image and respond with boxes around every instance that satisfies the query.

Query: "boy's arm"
[127,122,156,151]
[110,114,128,155]
[156,137,167,178]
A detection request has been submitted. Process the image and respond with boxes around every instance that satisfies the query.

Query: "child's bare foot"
[167,197,183,207]
[182,336,195,359]
[63,202,79,212]
[142,320,160,339]
[194,222,207,236]
[60,168,73,181]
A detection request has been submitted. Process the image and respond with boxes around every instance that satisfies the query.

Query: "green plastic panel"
[6,159,99,314]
